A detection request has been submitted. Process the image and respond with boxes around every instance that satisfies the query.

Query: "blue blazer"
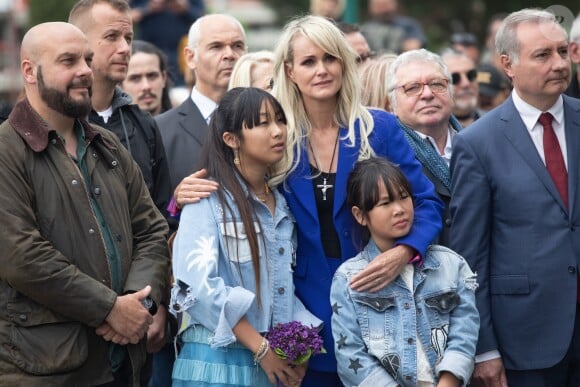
[281,109,444,372]
[450,95,580,370]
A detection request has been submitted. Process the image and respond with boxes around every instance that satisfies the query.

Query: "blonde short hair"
[228,51,275,90]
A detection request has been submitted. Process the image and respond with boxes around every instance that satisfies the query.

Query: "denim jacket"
[171,183,321,347]
[331,241,479,387]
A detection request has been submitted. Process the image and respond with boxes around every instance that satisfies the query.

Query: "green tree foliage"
[28,0,78,27]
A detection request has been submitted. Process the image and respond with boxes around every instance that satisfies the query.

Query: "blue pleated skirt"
[172,325,275,386]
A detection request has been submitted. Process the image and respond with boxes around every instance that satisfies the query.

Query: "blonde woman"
[173,16,443,386]
[271,15,443,386]
[228,51,275,91]
[360,53,398,111]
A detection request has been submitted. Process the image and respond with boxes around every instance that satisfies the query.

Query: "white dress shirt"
[415,128,455,166]
[512,89,567,169]
[190,87,218,125]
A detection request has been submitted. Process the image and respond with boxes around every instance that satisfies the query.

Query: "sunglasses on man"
[451,69,477,85]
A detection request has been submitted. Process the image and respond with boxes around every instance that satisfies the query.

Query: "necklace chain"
[253,182,270,203]
[308,129,340,175]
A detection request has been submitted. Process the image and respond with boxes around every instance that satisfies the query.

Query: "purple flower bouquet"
[266,321,326,365]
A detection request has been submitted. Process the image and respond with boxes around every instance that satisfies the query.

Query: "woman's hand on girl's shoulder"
[174,168,219,207]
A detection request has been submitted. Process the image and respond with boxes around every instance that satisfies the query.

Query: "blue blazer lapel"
[501,97,568,212]
[334,127,357,219]
[286,143,319,224]
[563,95,580,214]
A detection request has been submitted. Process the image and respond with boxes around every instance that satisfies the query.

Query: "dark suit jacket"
[155,98,209,192]
[450,95,580,370]
[422,167,451,247]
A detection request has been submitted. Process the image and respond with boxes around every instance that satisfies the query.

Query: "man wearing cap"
[477,63,511,112]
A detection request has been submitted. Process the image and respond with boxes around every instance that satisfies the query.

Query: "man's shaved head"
[20,22,93,119]
[21,22,87,63]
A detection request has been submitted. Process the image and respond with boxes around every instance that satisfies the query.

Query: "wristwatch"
[141,296,158,316]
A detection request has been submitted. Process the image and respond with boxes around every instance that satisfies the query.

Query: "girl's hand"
[259,350,302,386]
[437,371,461,387]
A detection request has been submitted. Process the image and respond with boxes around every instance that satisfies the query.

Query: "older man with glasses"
[441,48,486,128]
[387,48,461,247]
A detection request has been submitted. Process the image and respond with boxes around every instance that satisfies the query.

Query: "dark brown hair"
[347,157,414,246]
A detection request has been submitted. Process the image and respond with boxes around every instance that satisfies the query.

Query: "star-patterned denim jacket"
[330,240,479,387]
[171,183,321,347]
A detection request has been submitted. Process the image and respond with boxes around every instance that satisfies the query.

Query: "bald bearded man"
[0,22,169,386]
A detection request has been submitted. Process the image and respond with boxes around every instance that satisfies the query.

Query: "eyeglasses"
[451,69,477,85]
[356,51,376,64]
[393,79,450,97]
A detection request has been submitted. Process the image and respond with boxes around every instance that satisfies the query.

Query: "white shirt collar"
[190,87,218,124]
[414,127,455,165]
[511,89,564,131]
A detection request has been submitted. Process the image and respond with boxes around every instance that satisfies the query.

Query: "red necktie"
[538,112,568,209]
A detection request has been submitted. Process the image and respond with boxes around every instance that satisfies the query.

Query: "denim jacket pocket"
[219,221,260,264]
[424,291,459,313]
[353,295,396,341]
[353,295,396,312]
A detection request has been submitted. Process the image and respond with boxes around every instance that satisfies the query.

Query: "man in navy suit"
[450,8,580,387]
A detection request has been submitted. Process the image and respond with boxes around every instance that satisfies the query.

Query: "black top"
[311,165,341,259]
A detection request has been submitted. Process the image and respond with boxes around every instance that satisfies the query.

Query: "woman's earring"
[234,149,240,165]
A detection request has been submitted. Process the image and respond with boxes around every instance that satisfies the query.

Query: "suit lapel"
[178,99,209,147]
[563,96,580,214]
[286,144,318,224]
[501,97,568,212]
[334,127,357,219]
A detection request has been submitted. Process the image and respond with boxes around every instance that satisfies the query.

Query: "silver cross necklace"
[308,130,340,201]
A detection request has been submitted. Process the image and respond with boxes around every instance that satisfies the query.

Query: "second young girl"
[331,157,479,387]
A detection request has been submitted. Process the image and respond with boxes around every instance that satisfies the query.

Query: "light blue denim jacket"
[331,240,479,387]
[171,183,321,348]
